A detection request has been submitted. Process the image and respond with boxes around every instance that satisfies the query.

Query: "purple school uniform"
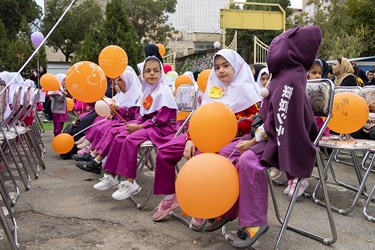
[88,106,138,149]
[224,26,321,227]
[103,106,178,179]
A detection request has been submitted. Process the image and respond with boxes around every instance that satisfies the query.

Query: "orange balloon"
[65,61,107,103]
[40,73,60,91]
[52,133,74,154]
[176,153,239,218]
[328,93,369,134]
[197,69,211,93]
[66,97,74,111]
[156,43,166,57]
[177,111,190,121]
[99,45,128,78]
[189,102,237,153]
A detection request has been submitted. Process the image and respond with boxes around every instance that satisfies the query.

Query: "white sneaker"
[112,180,141,200]
[93,174,119,191]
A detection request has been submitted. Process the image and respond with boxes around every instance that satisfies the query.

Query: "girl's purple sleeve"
[119,106,139,120]
[142,106,176,128]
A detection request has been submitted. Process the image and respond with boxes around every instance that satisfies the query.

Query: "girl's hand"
[236,138,256,154]
[183,140,196,160]
[126,123,142,133]
[110,104,119,116]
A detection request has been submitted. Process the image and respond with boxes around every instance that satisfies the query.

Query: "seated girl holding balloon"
[151,49,262,224]
[73,67,142,159]
[88,56,179,201]
[205,26,322,249]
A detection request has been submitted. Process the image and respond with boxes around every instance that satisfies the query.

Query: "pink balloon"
[31,32,44,47]
[163,63,172,74]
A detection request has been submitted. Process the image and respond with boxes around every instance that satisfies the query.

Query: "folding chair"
[222,79,337,248]
[313,85,375,215]
[0,81,20,205]
[363,148,375,222]
[7,86,41,178]
[129,83,198,210]
[332,86,363,165]
[0,171,19,249]
[0,86,32,190]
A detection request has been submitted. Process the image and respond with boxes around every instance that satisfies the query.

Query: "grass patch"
[41,121,70,131]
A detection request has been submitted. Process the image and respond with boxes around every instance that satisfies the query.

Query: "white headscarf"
[22,79,37,105]
[138,56,178,116]
[256,67,269,89]
[202,49,262,113]
[114,66,142,107]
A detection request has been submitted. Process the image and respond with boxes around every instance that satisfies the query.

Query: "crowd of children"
[3,24,375,249]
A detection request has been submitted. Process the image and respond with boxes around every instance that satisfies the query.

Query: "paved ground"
[1,130,375,250]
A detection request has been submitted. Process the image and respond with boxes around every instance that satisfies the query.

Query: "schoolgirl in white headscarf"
[203,49,262,113]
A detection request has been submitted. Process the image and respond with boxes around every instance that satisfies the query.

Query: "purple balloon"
[31,32,44,47]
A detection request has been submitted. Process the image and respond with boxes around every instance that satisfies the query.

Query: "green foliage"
[291,0,374,59]
[0,0,41,39]
[74,0,143,68]
[43,0,103,62]
[3,18,47,75]
[123,0,177,43]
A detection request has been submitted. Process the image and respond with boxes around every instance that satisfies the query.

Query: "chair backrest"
[174,84,198,137]
[12,86,22,110]
[305,79,335,145]
[334,86,362,95]
[22,86,33,107]
[0,80,7,121]
[175,84,197,112]
[360,86,375,112]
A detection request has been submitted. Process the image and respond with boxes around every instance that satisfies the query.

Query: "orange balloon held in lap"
[40,73,60,91]
[66,97,74,111]
[197,69,211,93]
[176,153,239,218]
[189,102,237,153]
[99,45,128,78]
[65,61,107,103]
[328,93,369,134]
[156,43,166,57]
[52,133,74,154]
[177,111,190,121]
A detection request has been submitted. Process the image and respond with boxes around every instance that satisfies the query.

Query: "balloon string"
[0,0,77,96]
[101,98,128,124]
[112,78,114,98]
[72,118,107,138]
[227,148,237,159]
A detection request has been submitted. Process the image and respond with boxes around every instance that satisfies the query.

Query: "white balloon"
[95,98,114,117]
[213,41,221,49]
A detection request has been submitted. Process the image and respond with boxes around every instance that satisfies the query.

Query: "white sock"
[164,194,175,200]
[94,158,101,164]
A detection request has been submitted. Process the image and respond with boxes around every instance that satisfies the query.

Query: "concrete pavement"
[2,130,375,250]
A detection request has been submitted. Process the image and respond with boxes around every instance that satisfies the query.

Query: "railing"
[253,35,269,64]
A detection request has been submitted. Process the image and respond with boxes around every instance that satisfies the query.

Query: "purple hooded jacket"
[251,25,321,178]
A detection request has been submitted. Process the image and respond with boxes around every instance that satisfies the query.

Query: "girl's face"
[214,55,235,85]
[332,60,340,75]
[115,77,126,92]
[260,73,270,87]
[143,60,161,85]
[308,65,322,80]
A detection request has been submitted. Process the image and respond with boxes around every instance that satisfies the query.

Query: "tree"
[123,0,177,43]
[0,0,41,39]
[43,0,103,62]
[2,17,47,74]
[74,0,143,69]
[291,0,374,59]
